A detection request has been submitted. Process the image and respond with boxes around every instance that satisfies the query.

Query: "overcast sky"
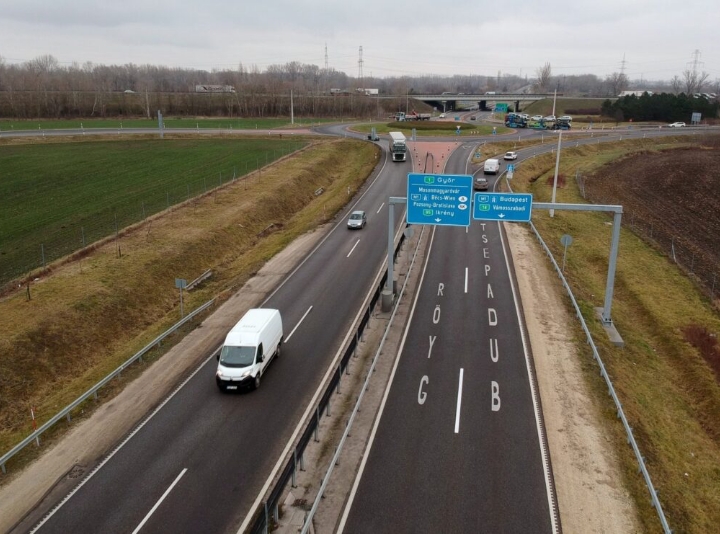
[1,0,718,82]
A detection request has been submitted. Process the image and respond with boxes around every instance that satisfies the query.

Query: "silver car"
[347,210,367,229]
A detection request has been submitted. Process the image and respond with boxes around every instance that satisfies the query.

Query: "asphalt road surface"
[24,136,409,534]
[338,140,557,533]
[12,123,712,533]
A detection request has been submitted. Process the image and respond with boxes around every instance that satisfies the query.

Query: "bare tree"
[697,71,710,93]
[670,75,682,94]
[535,62,552,92]
[682,69,709,94]
[605,72,629,96]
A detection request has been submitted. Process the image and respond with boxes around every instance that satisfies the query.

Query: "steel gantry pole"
[532,202,623,325]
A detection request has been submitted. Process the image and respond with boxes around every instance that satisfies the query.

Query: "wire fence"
[1,148,298,289]
[504,173,673,533]
[577,174,719,301]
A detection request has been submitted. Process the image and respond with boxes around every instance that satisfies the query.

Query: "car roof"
[350,210,365,216]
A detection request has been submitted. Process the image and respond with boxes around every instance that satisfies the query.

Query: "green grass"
[522,97,609,117]
[505,137,720,533]
[0,117,336,131]
[0,137,308,286]
[0,140,378,475]
[354,121,513,136]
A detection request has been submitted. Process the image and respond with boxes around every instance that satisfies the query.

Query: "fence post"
[314,407,320,442]
[41,244,45,267]
[292,449,297,488]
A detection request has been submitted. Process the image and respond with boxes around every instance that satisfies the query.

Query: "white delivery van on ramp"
[216,309,283,391]
[483,158,500,175]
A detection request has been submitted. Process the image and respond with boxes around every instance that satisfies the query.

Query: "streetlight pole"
[550,130,562,217]
[551,87,557,118]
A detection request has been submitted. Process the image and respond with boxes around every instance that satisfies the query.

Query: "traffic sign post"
[507,163,515,179]
[473,192,533,222]
[407,173,472,227]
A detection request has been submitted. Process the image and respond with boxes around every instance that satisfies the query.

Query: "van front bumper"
[216,376,254,390]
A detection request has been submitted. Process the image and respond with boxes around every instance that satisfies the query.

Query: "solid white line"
[238,148,406,534]
[455,369,464,434]
[464,267,468,293]
[347,239,360,258]
[338,226,438,533]
[376,202,385,214]
[284,305,312,343]
[498,222,559,533]
[132,468,187,534]
[29,350,217,534]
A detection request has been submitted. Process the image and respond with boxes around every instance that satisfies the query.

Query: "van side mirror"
[216,354,220,361]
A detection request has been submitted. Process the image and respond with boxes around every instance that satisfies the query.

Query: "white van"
[216,309,283,391]
[483,158,500,175]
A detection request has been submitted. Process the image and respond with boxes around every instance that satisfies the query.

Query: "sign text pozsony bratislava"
[473,192,533,222]
[407,173,473,227]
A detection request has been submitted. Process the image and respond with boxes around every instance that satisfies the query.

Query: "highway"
[23,133,408,534]
[338,141,557,532]
[11,122,712,533]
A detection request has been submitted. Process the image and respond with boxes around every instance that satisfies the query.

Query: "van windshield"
[220,345,256,367]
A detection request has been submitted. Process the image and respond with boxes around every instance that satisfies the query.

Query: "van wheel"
[276,342,282,358]
[253,374,261,390]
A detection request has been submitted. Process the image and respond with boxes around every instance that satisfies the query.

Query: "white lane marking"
[498,222,559,533]
[132,468,188,534]
[285,305,313,343]
[29,351,216,534]
[376,202,385,214]
[455,368,464,434]
[338,226,438,533]
[464,267,468,293]
[347,239,361,258]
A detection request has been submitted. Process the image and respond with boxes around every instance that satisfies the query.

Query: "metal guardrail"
[503,170,671,532]
[526,221,671,532]
[0,298,215,474]
[299,225,426,534]
[247,230,408,534]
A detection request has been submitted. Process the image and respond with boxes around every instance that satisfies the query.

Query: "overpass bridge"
[408,93,561,111]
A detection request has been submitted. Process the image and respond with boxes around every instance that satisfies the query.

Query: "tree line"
[601,93,719,123]
[0,54,717,119]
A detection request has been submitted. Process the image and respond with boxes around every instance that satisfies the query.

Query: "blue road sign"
[407,173,473,227]
[507,164,515,173]
[473,192,533,222]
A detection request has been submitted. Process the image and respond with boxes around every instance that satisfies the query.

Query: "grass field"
[0,137,308,287]
[0,117,335,131]
[0,138,377,476]
[355,121,513,136]
[503,137,720,533]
